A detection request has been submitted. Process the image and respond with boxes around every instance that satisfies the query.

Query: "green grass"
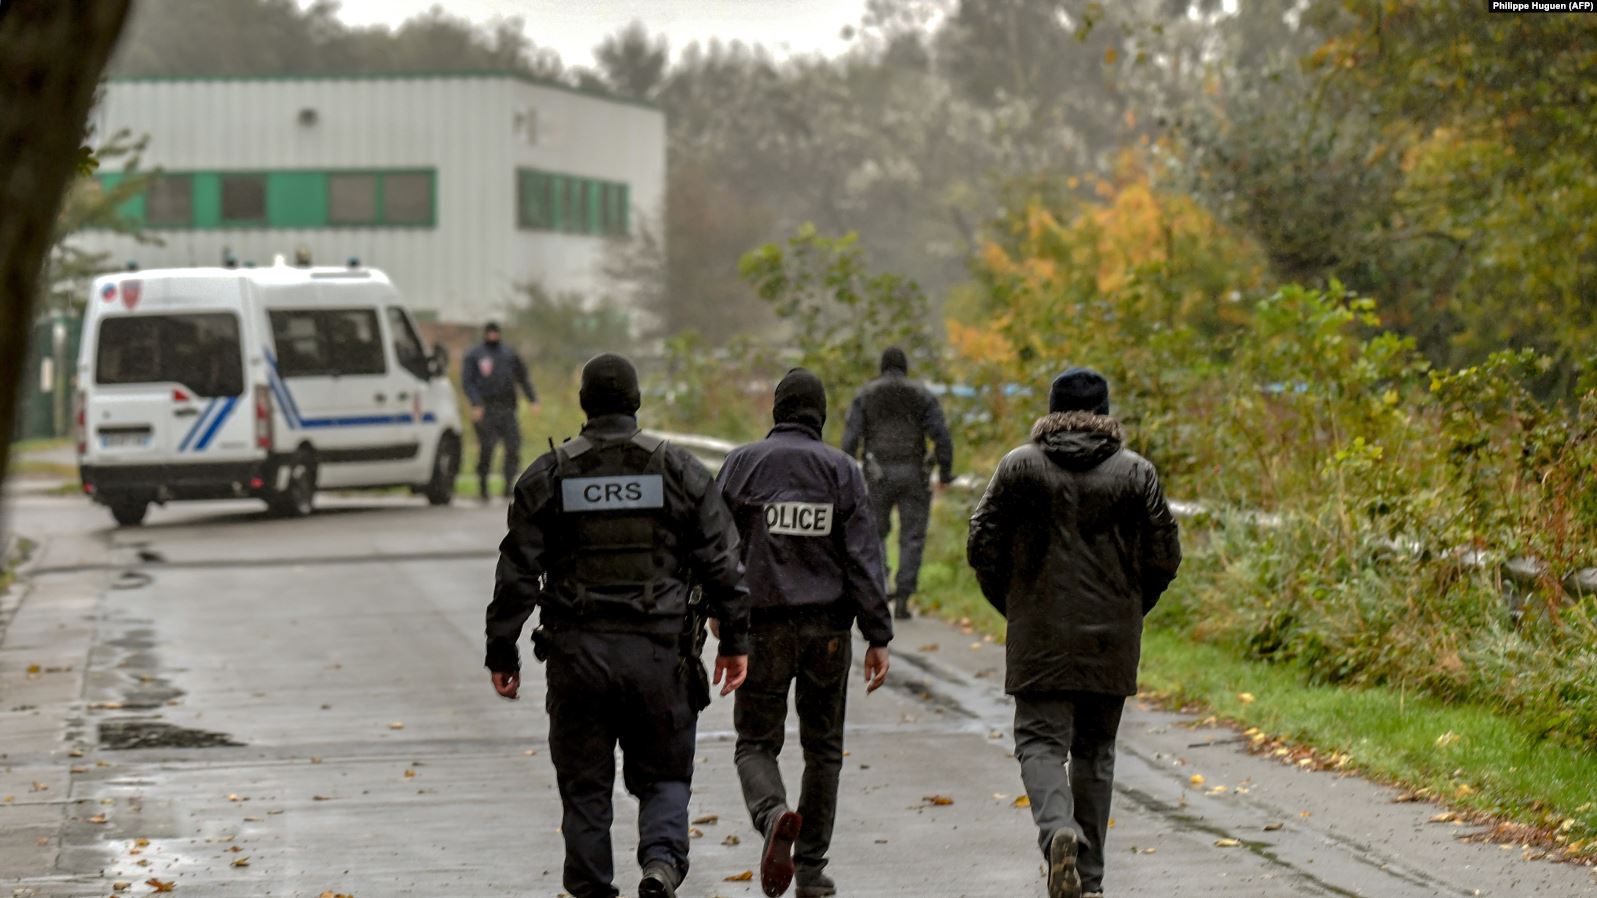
[6,459,77,479]
[914,501,1597,857]
[10,437,71,455]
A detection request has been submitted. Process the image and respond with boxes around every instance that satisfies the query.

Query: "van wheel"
[109,501,148,527]
[268,450,317,518]
[424,433,460,506]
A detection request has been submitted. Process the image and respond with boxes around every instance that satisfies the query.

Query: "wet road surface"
[3,494,1595,897]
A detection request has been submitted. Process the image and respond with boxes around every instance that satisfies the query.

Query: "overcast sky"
[314,0,873,68]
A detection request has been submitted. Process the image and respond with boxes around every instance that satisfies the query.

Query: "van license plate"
[100,432,151,449]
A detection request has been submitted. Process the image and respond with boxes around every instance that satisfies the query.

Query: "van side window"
[269,309,386,377]
[386,307,429,380]
[270,310,330,377]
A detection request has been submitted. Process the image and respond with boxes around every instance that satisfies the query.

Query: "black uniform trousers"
[733,616,852,878]
[1013,691,1126,895]
[546,630,698,898]
[868,462,932,598]
[475,404,522,489]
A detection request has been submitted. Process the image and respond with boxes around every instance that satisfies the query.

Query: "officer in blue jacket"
[716,368,893,898]
[461,321,540,500]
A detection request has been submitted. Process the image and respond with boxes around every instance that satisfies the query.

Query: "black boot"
[795,867,836,897]
[893,593,913,620]
[478,474,490,503]
[639,860,680,898]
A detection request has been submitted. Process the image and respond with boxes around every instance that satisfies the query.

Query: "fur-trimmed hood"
[1031,411,1123,471]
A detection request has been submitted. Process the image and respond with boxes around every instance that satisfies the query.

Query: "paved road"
[2,494,1594,897]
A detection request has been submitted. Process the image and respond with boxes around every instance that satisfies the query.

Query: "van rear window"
[96,313,243,396]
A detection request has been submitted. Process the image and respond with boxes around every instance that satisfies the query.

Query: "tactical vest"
[545,430,686,626]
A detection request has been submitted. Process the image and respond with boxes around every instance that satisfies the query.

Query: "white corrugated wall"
[74,75,665,325]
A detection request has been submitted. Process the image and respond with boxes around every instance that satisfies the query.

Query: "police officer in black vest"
[716,369,893,898]
[485,353,752,898]
[841,347,955,619]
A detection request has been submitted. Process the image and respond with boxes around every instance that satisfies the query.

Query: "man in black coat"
[486,354,751,898]
[841,347,955,619]
[966,368,1181,898]
[716,368,893,898]
[461,321,540,500]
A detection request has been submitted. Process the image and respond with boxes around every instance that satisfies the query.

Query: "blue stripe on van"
[264,346,432,430]
[178,398,219,452]
[193,396,240,451]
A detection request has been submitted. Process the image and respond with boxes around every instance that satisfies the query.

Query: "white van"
[75,264,463,526]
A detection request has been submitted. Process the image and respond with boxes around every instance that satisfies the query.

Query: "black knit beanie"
[1049,367,1110,415]
[579,353,642,417]
[880,347,909,374]
[773,368,827,431]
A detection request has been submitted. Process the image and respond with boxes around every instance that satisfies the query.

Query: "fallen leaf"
[227,794,244,802]
[725,871,754,882]
[26,664,41,674]
[1264,822,1284,832]
[917,644,939,652]
[689,827,704,838]
[722,834,741,846]
[692,814,719,825]
[1188,774,1205,787]
[403,769,417,779]
[1012,795,1031,808]
[312,795,332,801]
[309,757,322,765]
[145,879,176,892]
[318,893,354,898]
[1435,731,1461,749]
[70,766,89,774]
[387,722,405,730]
[113,881,131,892]
[135,838,150,848]
[228,846,242,853]
[231,857,250,868]
[1237,692,1256,704]
[923,794,954,806]
[87,814,109,824]
[1214,838,1242,848]
[1430,812,1458,823]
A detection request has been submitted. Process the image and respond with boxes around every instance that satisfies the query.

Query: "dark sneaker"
[1047,829,1082,898]
[477,476,490,503]
[795,869,837,897]
[760,809,803,897]
[639,860,679,898]
[892,594,913,620]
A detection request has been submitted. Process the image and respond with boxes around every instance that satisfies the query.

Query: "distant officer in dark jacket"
[841,347,954,619]
[461,321,540,500]
[966,368,1181,898]
[716,368,893,898]
[486,353,752,898]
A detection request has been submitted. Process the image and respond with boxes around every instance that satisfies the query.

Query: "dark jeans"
[1013,692,1126,895]
[868,464,931,597]
[733,617,852,877]
[474,405,521,487]
[546,631,698,898]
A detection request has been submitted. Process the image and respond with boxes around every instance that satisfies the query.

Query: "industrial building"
[74,72,666,324]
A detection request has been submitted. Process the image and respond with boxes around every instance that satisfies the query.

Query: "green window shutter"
[268,171,328,228]
[190,173,222,228]
[620,184,630,236]
[588,179,602,235]
[550,174,565,232]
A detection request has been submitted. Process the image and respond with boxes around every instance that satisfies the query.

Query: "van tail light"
[255,385,274,451]
[74,391,87,456]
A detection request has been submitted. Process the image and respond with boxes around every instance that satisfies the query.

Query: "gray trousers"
[868,464,931,597]
[1014,692,1125,894]
[734,618,852,877]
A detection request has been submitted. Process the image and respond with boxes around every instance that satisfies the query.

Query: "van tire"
[424,432,460,506]
[109,501,148,527]
[268,450,317,518]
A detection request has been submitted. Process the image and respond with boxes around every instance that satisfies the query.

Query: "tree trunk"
[0,0,133,485]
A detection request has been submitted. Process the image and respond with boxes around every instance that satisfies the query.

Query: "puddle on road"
[99,719,242,750]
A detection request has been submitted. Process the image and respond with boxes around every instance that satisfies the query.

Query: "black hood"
[773,367,827,431]
[1031,411,1123,471]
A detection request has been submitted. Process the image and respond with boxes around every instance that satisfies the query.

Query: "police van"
[75,264,463,526]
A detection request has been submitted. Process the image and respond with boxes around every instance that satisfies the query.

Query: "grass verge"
[912,501,1597,862]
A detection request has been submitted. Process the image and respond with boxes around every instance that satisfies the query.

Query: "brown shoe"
[1047,829,1082,898]
[760,809,803,897]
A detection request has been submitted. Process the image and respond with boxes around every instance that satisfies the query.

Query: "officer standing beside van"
[485,353,751,898]
[462,321,539,500]
[716,368,892,898]
[841,347,955,619]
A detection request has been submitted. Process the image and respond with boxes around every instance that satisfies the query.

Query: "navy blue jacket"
[716,423,893,647]
[462,342,537,409]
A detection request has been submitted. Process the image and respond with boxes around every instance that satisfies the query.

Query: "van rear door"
[89,311,246,462]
